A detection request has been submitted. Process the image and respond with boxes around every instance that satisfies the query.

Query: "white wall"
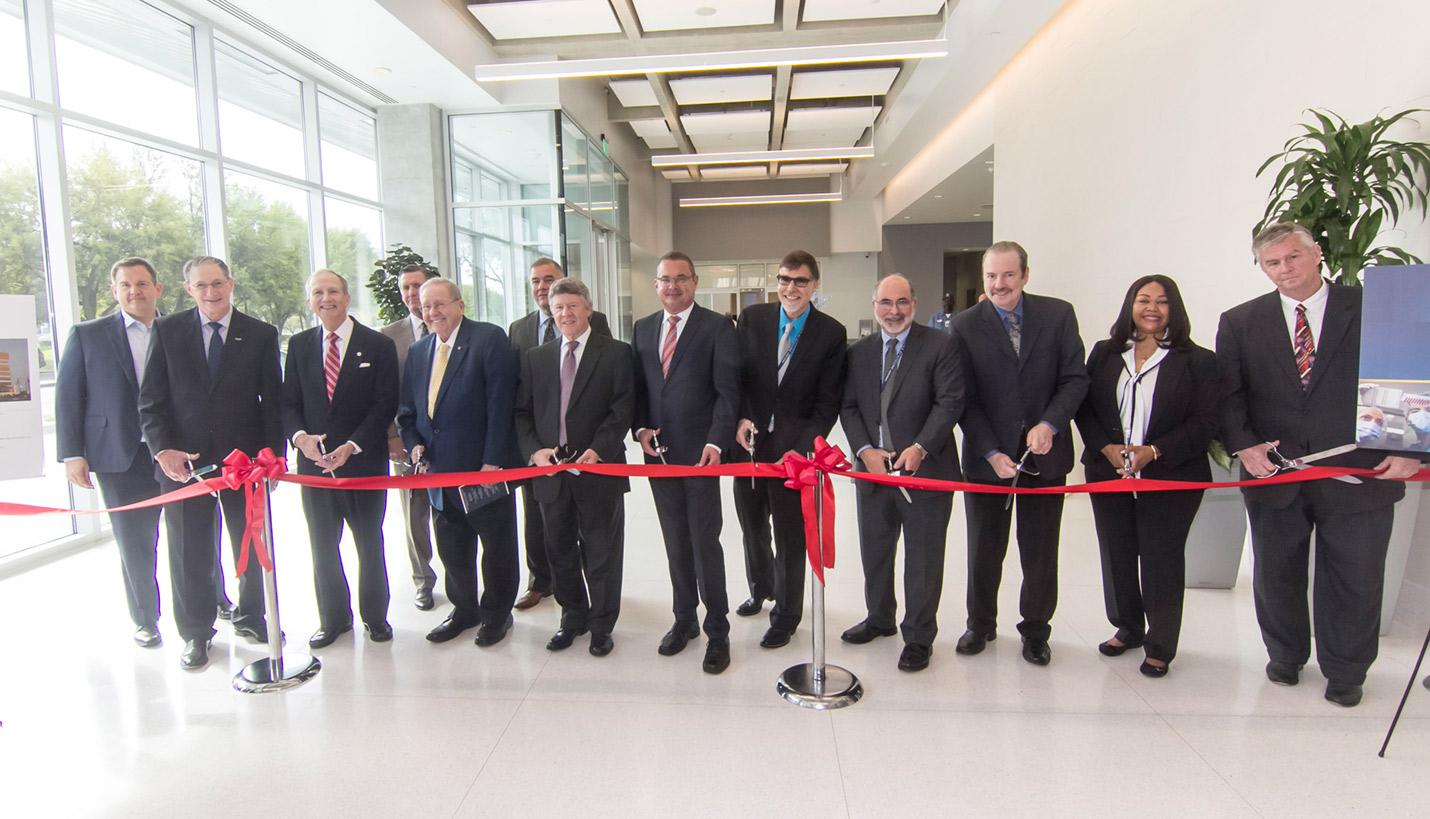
[819,252,880,338]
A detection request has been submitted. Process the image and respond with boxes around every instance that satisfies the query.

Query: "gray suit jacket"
[380,313,423,440]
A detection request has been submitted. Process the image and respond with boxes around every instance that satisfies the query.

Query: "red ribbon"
[781,437,851,585]
[220,448,287,575]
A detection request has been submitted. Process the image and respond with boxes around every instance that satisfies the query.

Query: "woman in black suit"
[1074,275,1218,678]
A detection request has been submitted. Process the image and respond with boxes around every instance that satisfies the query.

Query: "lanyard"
[880,342,905,390]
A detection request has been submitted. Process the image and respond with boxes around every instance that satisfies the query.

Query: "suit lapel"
[1306,288,1353,396]
[664,307,697,382]
[1255,293,1302,388]
[570,333,602,405]
[883,328,915,407]
[103,312,139,391]
[214,310,249,387]
[1016,296,1044,370]
[980,302,1018,363]
[329,322,369,406]
[433,320,470,414]
[1144,349,1183,437]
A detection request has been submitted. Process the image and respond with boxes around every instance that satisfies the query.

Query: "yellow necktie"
[428,343,450,417]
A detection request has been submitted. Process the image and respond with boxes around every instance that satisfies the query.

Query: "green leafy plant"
[1256,108,1430,286]
[368,244,435,324]
[1208,439,1234,473]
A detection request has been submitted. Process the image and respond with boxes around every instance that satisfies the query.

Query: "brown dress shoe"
[514,589,550,611]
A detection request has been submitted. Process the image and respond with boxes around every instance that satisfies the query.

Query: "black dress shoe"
[1265,661,1301,686]
[658,621,701,656]
[1139,660,1169,678]
[1098,636,1142,657]
[955,629,995,655]
[898,643,932,672]
[702,639,731,674]
[414,589,435,611]
[134,625,162,648]
[589,633,614,656]
[233,622,271,644]
[1021,637,1052,666]
[1325,680,1363,707]
[216,601,234,621]
[180,638,211,670]
[841,620,898,645]
[760,627,792,649]
[365,622,393,643]
[546,626,589,651]
[475,613,515,647]
[426,613,475,643]
[308,623,353,650]
[736,597,768,617]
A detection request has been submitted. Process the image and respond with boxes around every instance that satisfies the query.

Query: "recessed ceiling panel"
[680,110,771,135]
[690,132,770,152]
[790,67,899,99]
[608,79,659,108]
[778,162,848,177]
[802,0,944,23]
[633,0,775,32]
[661,168,693,181]
[627,118,671,138]
[785,105,881,131]
[699,165,770,180]
[467,0,621,40]
[670,74,772,105]
[641,132,679,149]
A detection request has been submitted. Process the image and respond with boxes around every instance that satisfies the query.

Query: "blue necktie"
[207,321,223,378]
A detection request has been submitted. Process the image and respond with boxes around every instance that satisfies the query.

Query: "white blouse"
[1116,346,1169,474]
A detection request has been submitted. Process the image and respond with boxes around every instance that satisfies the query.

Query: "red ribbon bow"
[781,436,850,584]
[220,448,287,575]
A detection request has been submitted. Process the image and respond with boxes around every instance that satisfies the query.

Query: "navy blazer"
[631,304,740,465]
[1216,284,1403,512]
[952,294,1089,481]
[735,302,847,461]
[396,317,519,473]
[280,319,399,478]
[55,312,145,472]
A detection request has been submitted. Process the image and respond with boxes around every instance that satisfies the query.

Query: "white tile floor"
[3,443,1429,818]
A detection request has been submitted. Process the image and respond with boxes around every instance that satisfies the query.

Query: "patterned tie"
[324,331,341,401]
[879,338,898,449]
[661,315,680,378]
[206,321,223,378]
[419,321,429,339]
[776,321,794,384]
[541,315,556,345]
[427,343,449,417]
[1006,312,1022,356]
[559,340,578,446]
[1294,304,1316,389]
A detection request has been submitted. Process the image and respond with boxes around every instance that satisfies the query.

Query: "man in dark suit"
[282,270,399,649]
[951,241,1088,667]
[1218,222,1419,707]
[508,258,612,611]
[381,262,439,612]
[734,249,848,649]
[397,278,520,648]
[139,255,284,670]
[839,274,964,672]
[515,277,632,658]
[632,251,740,674]
[57,257,170,648]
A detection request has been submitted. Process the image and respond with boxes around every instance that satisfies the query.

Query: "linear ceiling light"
[679,192,843,208]
[652,146,875,167]
[474,38,948,82]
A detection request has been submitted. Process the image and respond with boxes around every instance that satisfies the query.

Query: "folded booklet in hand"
[458,481,510,514]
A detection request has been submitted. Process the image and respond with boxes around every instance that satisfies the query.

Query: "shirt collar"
[324,315,354,343]
[779,304,812,335]
[120,310,151,331]
[562,325,593,349]
[880,327,911,347]
[200,308,233,329]
[665,303,695,323]
[436,318,462,348]
[1278,277,1330,312]
[409,313,426,337]
[991,295,1024,323]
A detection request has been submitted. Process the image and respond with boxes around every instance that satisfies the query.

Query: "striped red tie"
[660,315,680,378]
[324,331,341,401]
[1294,304,1315,389]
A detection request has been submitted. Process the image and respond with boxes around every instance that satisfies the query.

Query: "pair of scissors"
[1005,450,1039,510]
[1262,443,1362,484]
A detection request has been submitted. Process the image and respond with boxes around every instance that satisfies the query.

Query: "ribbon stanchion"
[777,439,863,710]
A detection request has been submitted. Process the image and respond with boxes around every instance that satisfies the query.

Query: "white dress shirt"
[1278,277,1330,355]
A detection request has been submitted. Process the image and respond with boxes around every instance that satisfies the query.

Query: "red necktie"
[1294,304,1315,390]
[661,315,680,378]
[324,331,340,401]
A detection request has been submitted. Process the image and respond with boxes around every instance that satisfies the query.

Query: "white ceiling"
[467,0,620,40]
[790,67,899,99]
[631,0,775,32]
[669,74,773,105]
[680,110,772,135]
[802,0,946,23]
[889,145,995,225]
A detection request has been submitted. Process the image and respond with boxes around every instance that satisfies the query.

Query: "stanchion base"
[777,663,863,710]
[232,654,321,693]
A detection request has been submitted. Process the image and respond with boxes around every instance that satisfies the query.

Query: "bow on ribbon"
[781,436,850,584]
[220,448,287,575]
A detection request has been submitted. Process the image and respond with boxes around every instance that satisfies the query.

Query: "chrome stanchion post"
[777,464,862,709]
[233,478,321,693]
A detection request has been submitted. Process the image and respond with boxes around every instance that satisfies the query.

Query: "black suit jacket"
[631,304,740,465]
[509,308,611,354]
[840,323,965,490]
[515,332,634,503]
[139,308,284,467]
[952,294,1089,481]
[1216,284,1403,511]
[280,319,399,478]
[56,312,146,472]
[1075,340,1218,483]
[735,303,847,460]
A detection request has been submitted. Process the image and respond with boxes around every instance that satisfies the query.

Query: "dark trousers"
[855,485,953,647]
[519,482,555,593]
[1089,487,1204,663]
[732,474,775,601]
[541,475,625,637]
[396,471,435,593]
[1247,482,1394,685]
[158,476,266,642]
[430,487,519,628]
[651,475,729,639]
[94,448,163,629]
[734,477,807,632]
[963,473,1066,641]
[300,486,390,630]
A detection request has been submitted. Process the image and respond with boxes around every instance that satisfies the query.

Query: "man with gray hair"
[1218,221,1419,707]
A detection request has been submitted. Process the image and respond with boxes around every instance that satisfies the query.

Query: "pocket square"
[359,362,371,368]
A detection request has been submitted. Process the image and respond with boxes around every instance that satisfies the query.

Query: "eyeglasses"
[654,275,693,287]
[420,301,457,313]
[876,299,913,310]
[187,280,231,293]
[777,275,814,288]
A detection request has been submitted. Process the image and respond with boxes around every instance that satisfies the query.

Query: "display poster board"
[1358,265,1430,454]
[0,295,44,479]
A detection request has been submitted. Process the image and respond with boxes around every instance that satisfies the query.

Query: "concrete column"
[376,103,453,278]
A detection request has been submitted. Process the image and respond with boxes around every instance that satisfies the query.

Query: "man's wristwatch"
[913,442,928,457]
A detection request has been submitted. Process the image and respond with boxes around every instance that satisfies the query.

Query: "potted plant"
[368,244,436,324]
[1185,441,1248,589]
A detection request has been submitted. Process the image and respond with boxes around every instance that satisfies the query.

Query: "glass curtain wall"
[0,0,383,558]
